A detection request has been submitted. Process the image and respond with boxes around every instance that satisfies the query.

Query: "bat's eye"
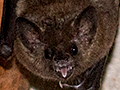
[70,44,78,55]
[44,48,54,59]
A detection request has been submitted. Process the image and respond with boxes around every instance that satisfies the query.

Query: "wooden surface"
[0,0,3,27]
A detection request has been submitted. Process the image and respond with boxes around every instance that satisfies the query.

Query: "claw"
[59,81,63,88]
[0,44,12,59]
[59,80,85,89]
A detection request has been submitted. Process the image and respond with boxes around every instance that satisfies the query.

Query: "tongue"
[60,68,68,78]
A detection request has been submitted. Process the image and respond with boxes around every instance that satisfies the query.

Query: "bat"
[0,0,118,90]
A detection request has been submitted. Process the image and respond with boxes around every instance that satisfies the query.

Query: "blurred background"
[0,0,120,90]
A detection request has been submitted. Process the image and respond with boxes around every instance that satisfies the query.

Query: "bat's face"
[14,0,118,82]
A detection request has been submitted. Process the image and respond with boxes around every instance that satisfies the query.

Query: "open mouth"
[56,66,73,78]
[54,60,74,78]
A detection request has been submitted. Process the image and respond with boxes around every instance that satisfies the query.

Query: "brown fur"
[0,0,118,90]
[15,0,118,78]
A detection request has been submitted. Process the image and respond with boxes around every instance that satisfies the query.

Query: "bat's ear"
[0,0,18,59]
[72,6,97,50]
[15,17,44,52]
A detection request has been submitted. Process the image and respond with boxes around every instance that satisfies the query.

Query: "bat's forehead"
[16,0,89,26]
[16,0,86,16]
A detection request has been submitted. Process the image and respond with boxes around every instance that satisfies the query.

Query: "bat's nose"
[54,52,69,61]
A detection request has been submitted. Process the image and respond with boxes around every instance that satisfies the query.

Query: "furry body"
[0,0,119,90]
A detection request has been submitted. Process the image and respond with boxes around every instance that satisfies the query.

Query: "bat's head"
[14,0,118,82]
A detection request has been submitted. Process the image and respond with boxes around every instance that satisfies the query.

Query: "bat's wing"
[0,0,18,59]
[59,56,106,90]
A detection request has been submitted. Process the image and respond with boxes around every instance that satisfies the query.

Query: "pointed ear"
[73,6,97,50]
[16,17,45,52]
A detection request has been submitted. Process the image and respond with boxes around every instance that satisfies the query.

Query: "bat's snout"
[53,53,74,79]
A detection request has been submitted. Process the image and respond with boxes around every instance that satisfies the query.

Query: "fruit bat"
[0,0,118,90]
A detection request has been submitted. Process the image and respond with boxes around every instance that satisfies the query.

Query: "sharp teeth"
[56,66,73,78]
[56,68,60,72]
[69,66,72,70]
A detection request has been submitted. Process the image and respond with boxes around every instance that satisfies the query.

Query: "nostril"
[54,54,69,61]
[54,56,62,61]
